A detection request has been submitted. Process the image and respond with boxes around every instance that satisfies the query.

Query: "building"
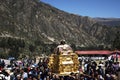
[75,50,120,60]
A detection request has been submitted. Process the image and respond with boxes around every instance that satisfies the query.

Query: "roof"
[75,50,113,55]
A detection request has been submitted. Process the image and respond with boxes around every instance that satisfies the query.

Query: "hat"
[106,74,110,77]
[111,74,117,79]
[17,74,21,77]
[5,69,11,74]
[32,65,35,67]
[98,64,103,67]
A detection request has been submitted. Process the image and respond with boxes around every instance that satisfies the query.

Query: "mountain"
[0,0,120,56]
[93,18,120,27]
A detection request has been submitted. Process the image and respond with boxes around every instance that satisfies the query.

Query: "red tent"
[75,50,112,55]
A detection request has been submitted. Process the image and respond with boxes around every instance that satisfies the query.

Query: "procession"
[0,40,120,80]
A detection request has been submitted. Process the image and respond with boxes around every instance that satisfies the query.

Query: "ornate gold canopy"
[48,41,79,75]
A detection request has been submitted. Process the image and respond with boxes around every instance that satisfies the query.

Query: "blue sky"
[41,0,120,18]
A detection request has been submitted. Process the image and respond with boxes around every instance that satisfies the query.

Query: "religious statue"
[48,40,79,75]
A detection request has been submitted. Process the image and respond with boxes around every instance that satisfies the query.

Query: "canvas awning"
[75,50,112,55]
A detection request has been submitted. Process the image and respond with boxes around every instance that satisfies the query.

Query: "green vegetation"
[112,31,120,50]
[0,37,25,58]
[0,37,58,59]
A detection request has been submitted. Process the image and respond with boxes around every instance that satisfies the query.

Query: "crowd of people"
[80,58,120,80]
[0,57,120,80]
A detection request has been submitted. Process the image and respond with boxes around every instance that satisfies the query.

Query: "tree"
[71,43,76,51]
[112,31,120,49]
[0,37,26,58]
[0,37,8,49]
[29,44,36,59]
[29,44,36,53]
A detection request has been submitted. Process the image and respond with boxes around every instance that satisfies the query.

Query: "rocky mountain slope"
[0,0,120,51]
[93,18,120,27]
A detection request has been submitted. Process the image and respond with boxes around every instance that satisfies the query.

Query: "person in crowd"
[21,68,28,80]
[1,56,120,80]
